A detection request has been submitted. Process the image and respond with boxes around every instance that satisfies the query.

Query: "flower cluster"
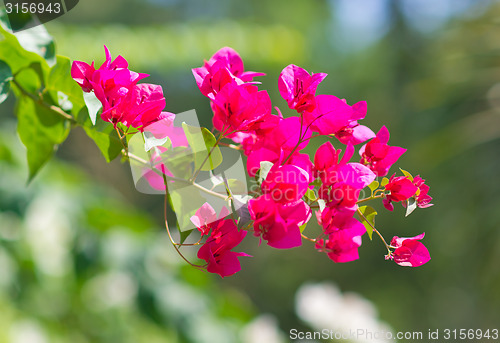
[72,46,166,130]
[72,47,434,278]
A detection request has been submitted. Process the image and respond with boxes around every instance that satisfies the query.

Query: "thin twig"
[12,78,77,123]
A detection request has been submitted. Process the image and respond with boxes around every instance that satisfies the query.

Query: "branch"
[12,78,77,124]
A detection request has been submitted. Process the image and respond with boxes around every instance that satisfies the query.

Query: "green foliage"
[0,12,51,74]
[0,135,255,343]
[304,188,317,202]
[182,123,223,172]
[255,160,274,185]
[357,205,377,240]
[46,55,86,115]
[81,115,123,163]
[368,180,379,195]
[381,177,389,187]
[299,222,307,233]
[399,168,413,181]
[213,178,247,195]
[15,95,70,181]
[0,12,128,178]
[0,60,12,104]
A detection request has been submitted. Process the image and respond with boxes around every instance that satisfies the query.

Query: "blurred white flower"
[9,320,48,343]
[24,191,74,276]
[295,282,393,343]
[82,271,138,310]
[241,314,286,343]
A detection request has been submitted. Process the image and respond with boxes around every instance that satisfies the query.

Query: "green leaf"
[143,130,171,152]
[182,122,222,171]
[299,222,307,233]
[304,188,317,202]
[255,161,274,185]
[83,91,102,125]
[213,178,247,195]
[368,180,379,194]
[0,60,12,104]
[82,122,123,163]
[16,96,70,181]
[11,64,44,96]
[168,186,206,232]
[309,178,322,187]
[399,168,413,181]
[405,197,417,217]
[0,17,50,74]
[358,205,377,240]
[381,177,389,187]
[46,55,85,116]
[0,10,56,64]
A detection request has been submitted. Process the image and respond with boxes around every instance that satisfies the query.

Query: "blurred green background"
[1,0,500,341]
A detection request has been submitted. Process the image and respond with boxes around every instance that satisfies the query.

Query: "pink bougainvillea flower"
[192,47,265,99]
[71,61,95,92]
[197,219,250,278]
[318,182,360,209]
[72,46,163,130]
[383,174,418,211]
[248,194,311,249]
[314,141,376,190]
[359,125,407,177]
[302,95,374,145]
[261,164,310,203]
[142,111,189,148]
[303,95,352,135]
[390,232,430,267]
[190,203,230,236]
[207,47,265,82]
[412,175,434,208]
[334,101,375,145]
[212,82,272,133]
[195,60,245,100]
[97,83,166,130]
[315,215,366,263]
[72,46,148,95]
[278,64,327,113]
[242,113,315,177]
[246,147,281,177]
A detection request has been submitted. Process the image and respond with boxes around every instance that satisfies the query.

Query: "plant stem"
[357,194,383,204]
[218,142,243,150]
[12,78,77,124]
[190,134,224,183]
[356,207,391,254]
[163,186,205,270]
[124,151,229,201]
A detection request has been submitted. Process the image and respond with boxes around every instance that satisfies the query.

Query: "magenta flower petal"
[390,232,430,267]
[262,164,310,203]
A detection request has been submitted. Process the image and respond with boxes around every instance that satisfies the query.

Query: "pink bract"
[192,47,265,100]
[261,164,310,203]
[360,125,406,177]
[212,82,272,133]
[72,46,164,130]
[315,215,366,263]
[390,233,430,267]
[197,219,250,278]
[383,174,419,211]
[278,64,327,113]
[248,194,311,249]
